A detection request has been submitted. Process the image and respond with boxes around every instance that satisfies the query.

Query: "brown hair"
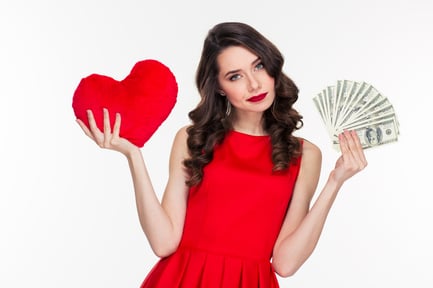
[183,22,303,186]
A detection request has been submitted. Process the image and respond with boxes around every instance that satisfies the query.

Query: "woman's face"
[217,46,275,115]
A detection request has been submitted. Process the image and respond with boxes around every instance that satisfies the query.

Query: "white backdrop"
[1,0,432,287]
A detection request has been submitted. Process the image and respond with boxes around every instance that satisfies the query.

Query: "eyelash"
[228,62,265,81]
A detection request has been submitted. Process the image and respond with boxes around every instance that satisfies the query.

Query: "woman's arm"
[77,109,189,258]
[272,130,368,277]
[127,127,189,257]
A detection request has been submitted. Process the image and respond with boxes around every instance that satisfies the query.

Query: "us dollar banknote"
[313,80,399,150]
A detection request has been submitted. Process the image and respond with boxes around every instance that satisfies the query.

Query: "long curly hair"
[183,22,303,186]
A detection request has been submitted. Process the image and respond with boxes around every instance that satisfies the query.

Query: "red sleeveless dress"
[141,130,302,287]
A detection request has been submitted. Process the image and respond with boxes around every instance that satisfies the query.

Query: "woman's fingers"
[103,108,112,147]
[339,130,368,172]
[82,108,111,147]
[339,132,350,158]
[87,109,99,133]
[345,130,367,169]
[77,108,129,151]
[350,130,368,167]
[76,118,93,139]
[112,113,121,139]
[86,109,104,146]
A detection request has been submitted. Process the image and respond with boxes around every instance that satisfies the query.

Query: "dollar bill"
[333,80,350,129]
[332,117,399,150]
[336,81,370,127]
[313,80,399,150]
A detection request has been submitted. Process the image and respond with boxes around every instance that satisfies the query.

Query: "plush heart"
[72,59,178,147]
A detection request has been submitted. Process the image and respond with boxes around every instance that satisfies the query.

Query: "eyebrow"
[223,57,261,78]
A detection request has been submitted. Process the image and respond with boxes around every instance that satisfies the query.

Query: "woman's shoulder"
[172,125,192,148]
[176,125,189,136]
[296,138,322,183]
[170,125,191,158]
[298,137,322,162]
[174,125,194,141]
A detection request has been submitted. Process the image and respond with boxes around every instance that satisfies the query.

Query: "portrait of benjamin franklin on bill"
[365,127,383,146]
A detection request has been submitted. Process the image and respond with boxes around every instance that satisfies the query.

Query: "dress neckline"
[229,129,269,138]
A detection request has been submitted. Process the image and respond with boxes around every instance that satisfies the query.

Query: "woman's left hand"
[331,130,368,184]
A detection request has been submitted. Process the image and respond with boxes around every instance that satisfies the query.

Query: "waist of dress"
[176,244,272,264]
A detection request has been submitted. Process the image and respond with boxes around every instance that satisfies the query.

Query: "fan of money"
[313,80,399,150]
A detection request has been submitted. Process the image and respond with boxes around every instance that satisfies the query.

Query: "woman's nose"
[247,74,260,91]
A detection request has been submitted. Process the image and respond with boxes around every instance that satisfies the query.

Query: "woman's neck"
[230,111,266,136]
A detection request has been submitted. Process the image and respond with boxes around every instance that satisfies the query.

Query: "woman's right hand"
[76,108,139,156]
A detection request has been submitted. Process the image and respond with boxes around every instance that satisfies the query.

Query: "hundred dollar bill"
[313,80,399,150]
[337,109,396,133]
[332,117,399,150]
[313,93,327,124]
[313,89,333,135]
[319,87,335,136]
[335,81,370,127]
[342,84,381,125]
[324,86,334,129]
[333,80,351,129]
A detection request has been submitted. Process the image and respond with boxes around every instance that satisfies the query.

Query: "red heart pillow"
[72,59,178,147]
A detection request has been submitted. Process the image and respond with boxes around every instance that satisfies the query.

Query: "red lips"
[247,93,267,102]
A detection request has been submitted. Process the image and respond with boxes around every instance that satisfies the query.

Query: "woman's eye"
[229,74,241,81]
[255,63,264,70]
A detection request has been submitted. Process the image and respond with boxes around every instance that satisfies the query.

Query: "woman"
[77,22,367,287]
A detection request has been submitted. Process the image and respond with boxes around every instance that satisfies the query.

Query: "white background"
[1,0,432,287]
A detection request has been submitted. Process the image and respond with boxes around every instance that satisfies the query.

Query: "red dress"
[141,130,302,287]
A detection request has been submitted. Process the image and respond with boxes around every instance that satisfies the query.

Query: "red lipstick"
[247,93,267,102]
